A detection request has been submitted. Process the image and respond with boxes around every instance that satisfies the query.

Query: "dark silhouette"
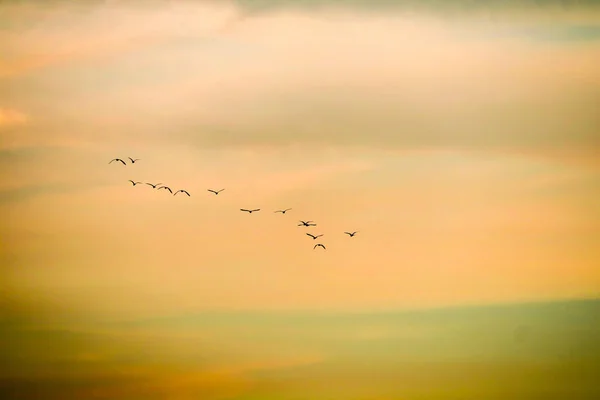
[298,220,316,227]
[208,189,225,195]
[240,209,260,214]
[158,186,173,194]
[128,180,143,186]
[275,208,292,214]
[314,243,326,250]
[306,233,323,240]
[345,231,359,237]
[145,182,163,188]
[109,158,126,165]
[174,189,191,196]
[128,157,140,163]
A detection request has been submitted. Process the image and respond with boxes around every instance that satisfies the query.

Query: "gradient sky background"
[0,1,599,398]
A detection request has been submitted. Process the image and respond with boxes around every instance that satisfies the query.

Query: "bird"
[306,233,323,240]
[174,189,190,196]
[314,244,326,250]
[240,209,260,214]
[275,208,292,214]
[298,220,316,227]
[109,158,126,165]
[128,180,143,186]
[145,182,163,188]
[208,189,225,195]
[344,231,359,237]
[128,157,140,163]
[157,186,173,193]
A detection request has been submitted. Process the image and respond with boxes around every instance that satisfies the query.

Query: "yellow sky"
[1,0,599,321]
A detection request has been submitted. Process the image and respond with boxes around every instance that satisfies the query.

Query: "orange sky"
[1,0,599,321]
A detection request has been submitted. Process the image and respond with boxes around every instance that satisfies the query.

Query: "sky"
[1,0,599,398]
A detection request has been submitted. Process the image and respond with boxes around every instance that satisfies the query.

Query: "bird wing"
[166,187,172,193]
[183,191,190,196]
[306,233,314,238]
[128,157,133,162]
[218,189,225,192]
[253,209,260,212]
[240,209,249,212]
[119,159,126,165]
[317,234,323,238]
[208,189,216,193]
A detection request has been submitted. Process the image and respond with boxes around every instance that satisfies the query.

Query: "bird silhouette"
[345,231,359,237]
[128,157,140,163]
[109,158,126,165]
[145,182,163,188]
[174,189,190,196]
[240,209,260,214]
[314,243,326,250]
[306,233,323,240]
[208,189,225,195]
[275,208,292,214]
[157,186,173,194]
[128,180,143,186]
[298,220,316,227]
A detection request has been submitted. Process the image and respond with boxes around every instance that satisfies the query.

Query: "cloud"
[1,1,598,165]
[0,108,27,127]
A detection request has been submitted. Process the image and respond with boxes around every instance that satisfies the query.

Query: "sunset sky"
[1,0,599,398]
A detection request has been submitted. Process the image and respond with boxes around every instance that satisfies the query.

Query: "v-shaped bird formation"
[110,156,359,250]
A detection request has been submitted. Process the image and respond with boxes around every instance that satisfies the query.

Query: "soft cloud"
[0,108,27,127]
[1,1,598,164]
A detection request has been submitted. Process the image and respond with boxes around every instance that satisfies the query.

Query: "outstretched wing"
[183,190,190,196]
[252,209,260,212]
[241,209,250,212]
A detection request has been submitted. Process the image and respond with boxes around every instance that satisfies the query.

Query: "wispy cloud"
[1,1,598,165]
[0,108,27,127]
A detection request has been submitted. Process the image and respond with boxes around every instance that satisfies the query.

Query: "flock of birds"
[110,157,359,250]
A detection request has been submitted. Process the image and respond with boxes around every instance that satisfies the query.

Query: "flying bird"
[128,157,140,163]
[298,220,316,227]
[157,186,173,194]
[174,189,190,196]
[208,189,225,195]
[345,231,359,237]
[145,182,163,188]
[306,233,323,240]
[314,244,326,250]
[109,158,126,165]
[275,208,292,214]
[240,209,260,214]
[128,180,143,186]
